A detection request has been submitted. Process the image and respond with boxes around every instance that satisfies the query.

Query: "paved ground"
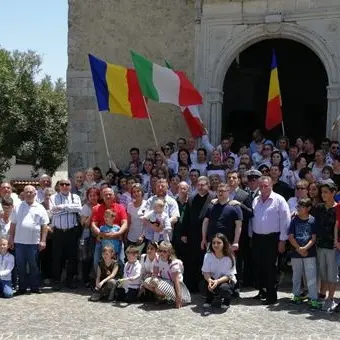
[1,287,340,340]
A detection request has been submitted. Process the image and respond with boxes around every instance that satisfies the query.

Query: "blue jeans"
[0,279,13,298]
[15,243,40,291]
[291,257,318,300]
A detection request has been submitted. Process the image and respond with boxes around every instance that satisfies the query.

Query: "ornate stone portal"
[68,0,340,174]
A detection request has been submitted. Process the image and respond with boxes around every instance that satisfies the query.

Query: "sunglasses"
[296,187,307,190]
[59,183,70,187]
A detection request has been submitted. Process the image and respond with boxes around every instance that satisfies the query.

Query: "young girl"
[139,242,159,301]
[116,246,142,303]
[201,233,236,309]
[143,242,191,308]
[142,199,171,243]
[90,246,119,302]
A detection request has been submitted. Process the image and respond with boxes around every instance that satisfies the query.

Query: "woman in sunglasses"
[143,242,191,308]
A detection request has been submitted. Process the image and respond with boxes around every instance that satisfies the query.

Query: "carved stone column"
[207,88,224,146]
[327,84,340,140]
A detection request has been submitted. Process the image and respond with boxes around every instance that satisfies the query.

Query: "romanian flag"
[88,54,148,118]
[265,50,283,130]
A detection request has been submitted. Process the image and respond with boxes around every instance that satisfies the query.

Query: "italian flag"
[131,51,203,107]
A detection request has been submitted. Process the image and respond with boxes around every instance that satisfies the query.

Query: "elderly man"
[250,176,291,305]
[91,187,127,265]
[50,178,82,290]
[1,182,21,207]
[8,185,49,295]
[181,176,215,292]
[36,174,52,203]
[72,171,85,198]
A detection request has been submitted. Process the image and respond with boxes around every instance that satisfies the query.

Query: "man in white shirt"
[0,198,13,240]
[9,185,49,295]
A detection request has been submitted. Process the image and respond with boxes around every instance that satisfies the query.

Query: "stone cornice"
[202,6,340,24]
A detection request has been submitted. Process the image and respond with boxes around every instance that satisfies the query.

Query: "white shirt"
[36,189,45,203]
[0,218,11,240]
[191,162,207,176]
[11,201,49,244]
[287,197,298,214]
[127,201,147,242]
[201,252,237,283]
[251,191,291,241]
[144,195,180,221]
[122,260,142,291]
[155,258,183,282]
[0,252,15,281]
[80,204,93,239]
[140,253,158,276]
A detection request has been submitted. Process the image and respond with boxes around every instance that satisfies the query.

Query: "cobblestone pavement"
[1,288,340,340]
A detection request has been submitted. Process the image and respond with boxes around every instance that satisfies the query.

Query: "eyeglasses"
[296,187,307,190]
[59,183,70,187]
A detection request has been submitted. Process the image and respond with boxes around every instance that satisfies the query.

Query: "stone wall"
[68,0,196,175]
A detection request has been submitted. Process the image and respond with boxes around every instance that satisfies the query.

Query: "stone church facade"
[68,0,340,175]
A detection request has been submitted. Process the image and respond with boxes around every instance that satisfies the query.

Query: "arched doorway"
[222,38,328,145]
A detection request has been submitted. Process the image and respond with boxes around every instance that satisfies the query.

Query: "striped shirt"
[50,193,82,230]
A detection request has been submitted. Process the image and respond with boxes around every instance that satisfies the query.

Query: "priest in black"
[181,176,215,293]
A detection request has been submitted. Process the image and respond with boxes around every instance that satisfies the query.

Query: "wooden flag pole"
[143,96,159,147]
[99,111,112,168]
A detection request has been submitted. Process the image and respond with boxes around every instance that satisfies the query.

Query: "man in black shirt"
[270,165,293,200]
[301,138,316,165]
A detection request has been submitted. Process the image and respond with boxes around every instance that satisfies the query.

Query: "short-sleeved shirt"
[201,252,236,282]
[205,203,243,243]
[314,203,336,249]
[127,201,147,242]
[289,215,317,258]
[99,259,119,281]
[155,258,183,282]
[91,202,127,228]
[11,201,49,244]
[144,195,180,221]
[99,224,121,255]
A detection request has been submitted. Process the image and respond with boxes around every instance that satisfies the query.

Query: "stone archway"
[206,22,340,145]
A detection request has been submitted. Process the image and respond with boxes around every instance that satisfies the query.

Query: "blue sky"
[0,0,67,82]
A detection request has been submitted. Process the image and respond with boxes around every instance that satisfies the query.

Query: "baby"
[142,199,171,242]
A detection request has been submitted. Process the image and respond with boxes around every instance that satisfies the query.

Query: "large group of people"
[1,129,340,312]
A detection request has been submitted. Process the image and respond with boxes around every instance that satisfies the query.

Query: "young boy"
[314,183,338,312]
[116,245,142,303]
[90,246,119,302]
[93,209,121,270]
[0,238,15,298]
[288,198,320,309]
[142,199,171,242]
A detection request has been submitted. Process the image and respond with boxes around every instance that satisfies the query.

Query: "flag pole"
[142,96,159,147]
[281,121,285,136]
[99,111,112,168]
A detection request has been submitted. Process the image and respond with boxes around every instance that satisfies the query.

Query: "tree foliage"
[0,47,67,178]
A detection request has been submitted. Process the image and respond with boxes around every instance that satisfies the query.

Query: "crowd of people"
[1,129,340,312]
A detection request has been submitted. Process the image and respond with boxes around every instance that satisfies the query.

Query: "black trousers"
[52,228,78,282]
[201,280,235,303]
[40,237,53,280]
[183,243,204,293]
[252,232,279,302]
[236,235,253,287]
[116,287,139,303]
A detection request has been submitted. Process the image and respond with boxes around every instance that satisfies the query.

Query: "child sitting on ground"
[142,199,171,242]
[94,209,121,270]
[116,245,142,303]
[0,238,14,298]
[90,246,119,302]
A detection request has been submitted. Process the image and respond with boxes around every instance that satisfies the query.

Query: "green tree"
[0,47,67,178]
